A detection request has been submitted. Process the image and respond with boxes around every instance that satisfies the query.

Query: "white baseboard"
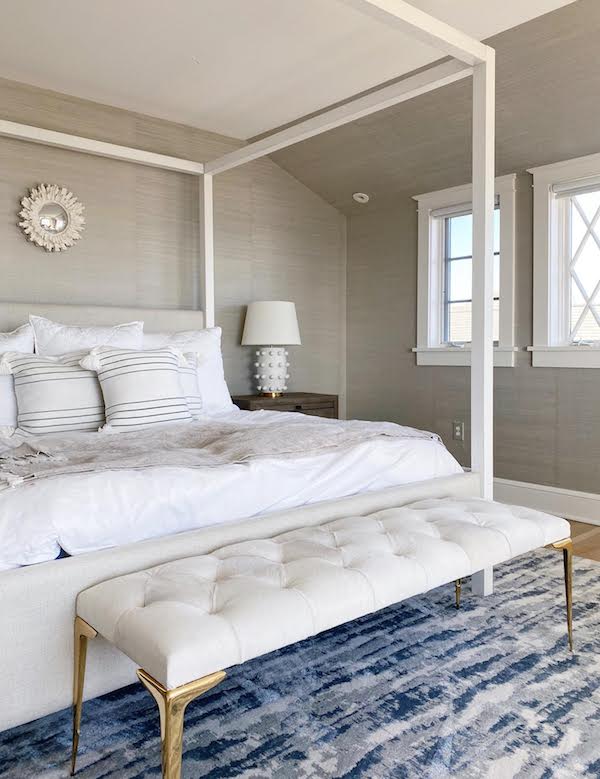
[494,477,600,526]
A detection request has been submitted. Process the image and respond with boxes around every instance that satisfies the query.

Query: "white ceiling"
[0,0,575,139]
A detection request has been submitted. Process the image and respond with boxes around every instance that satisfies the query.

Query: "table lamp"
[242,301,301,396]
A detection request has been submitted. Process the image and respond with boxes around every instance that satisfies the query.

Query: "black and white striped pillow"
[0,351,105,435]
[81,347,198,431]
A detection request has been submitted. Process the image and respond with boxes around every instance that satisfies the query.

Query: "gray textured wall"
[345,0,600,492]
[269,0,600,492]
[347,175,600,493]
[0,78,346,403]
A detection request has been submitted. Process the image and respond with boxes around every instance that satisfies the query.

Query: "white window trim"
[529,151,600,368]
[412,174,517,367]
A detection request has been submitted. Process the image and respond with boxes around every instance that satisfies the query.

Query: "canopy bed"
[0,0,503,740]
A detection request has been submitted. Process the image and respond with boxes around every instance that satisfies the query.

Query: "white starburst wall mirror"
[18,183,85,252]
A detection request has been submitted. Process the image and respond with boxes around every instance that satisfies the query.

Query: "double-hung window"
[530,153,600,367]
[413,175,516,366]
[442,207,500,344]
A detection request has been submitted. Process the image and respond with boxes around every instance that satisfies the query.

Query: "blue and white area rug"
[2,549,600,779]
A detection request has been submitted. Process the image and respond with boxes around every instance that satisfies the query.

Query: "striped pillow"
[81,347,195,431]
[0,351,105,435]
[179,354,203,420]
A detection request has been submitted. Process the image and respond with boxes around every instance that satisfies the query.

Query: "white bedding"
[0,409,462,571]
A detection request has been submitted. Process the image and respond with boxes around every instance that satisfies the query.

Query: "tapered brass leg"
[454,579,462,609]
[137,668,226,779]
[70,616,98,775]
[550,538,574,652]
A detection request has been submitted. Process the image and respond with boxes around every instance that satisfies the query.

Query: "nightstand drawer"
[232,393,339,419]
[276,403,336,418]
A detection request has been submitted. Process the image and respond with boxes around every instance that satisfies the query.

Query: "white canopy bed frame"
[0,0,497,731]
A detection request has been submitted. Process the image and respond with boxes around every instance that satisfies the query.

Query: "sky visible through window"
[569,190,600,341]
[444,209,500,343]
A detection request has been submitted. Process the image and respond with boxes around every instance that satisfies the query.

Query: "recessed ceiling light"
[352,192,370,204]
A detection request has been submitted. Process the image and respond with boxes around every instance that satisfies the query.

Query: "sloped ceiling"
[271,0,596,214]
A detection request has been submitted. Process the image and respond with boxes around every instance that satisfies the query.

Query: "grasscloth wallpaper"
[339,1,600,493]
[0,77,346,404]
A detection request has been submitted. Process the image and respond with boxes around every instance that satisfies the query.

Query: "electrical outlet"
[452,420,464,441]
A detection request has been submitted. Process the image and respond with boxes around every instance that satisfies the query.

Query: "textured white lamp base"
[254,346,290,396]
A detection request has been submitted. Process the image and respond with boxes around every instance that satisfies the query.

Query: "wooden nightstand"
[232,392,338,419]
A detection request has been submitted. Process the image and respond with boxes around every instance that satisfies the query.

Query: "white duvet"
[0,409,462,571]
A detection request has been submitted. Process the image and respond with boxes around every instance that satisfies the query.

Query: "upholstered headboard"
[0,302,205,333]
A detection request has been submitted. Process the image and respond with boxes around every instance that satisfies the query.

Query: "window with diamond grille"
[567,189,600,342]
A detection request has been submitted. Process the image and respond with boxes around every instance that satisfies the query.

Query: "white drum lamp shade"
[242,301,301,396]
[241,301,301,346]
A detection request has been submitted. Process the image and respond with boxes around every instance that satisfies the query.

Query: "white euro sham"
[30,315,144,356]
[143,327,233,414]
[0,324,34,353]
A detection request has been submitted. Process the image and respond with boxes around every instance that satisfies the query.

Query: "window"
[565,188,600,342]
[443,209,500,344]
[413,175,516,367]
[529,153,600,367]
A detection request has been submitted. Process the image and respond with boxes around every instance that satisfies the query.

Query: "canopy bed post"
[470,51,496,597]
[470,51,496,501]
[198,173,215,326]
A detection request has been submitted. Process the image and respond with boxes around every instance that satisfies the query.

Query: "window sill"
[412,346,517,367]
[528,346,600,368]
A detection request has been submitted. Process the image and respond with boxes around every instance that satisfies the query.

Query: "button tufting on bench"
[77,497,570,691]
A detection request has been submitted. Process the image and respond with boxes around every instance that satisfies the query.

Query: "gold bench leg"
[137,668,226,779]
[550,538,574,652]
[454,579,462,610]
[70,616,98,775]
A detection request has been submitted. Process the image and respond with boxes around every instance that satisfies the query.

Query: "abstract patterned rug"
[2,549,600,779]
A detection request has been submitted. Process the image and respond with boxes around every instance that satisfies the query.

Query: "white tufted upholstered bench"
[70,497,573,778]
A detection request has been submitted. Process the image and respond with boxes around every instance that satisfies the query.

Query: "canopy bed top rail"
[0,120,204,176]
[205,60,473,176]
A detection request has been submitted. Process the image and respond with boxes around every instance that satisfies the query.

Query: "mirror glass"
[38,202,68,234]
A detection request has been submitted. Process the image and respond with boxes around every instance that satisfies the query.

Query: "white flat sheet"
[0,410,462,570]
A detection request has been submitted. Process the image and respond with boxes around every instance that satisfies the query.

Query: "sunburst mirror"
[18,183,85,252]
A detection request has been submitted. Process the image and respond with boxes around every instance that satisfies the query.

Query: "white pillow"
[179,354,203,420]
[0,325,35,433]
[81,346,194,431]
[143,326,233,414]
[0,324,34,353]
[1,351,105,435]
[30,315,144,356]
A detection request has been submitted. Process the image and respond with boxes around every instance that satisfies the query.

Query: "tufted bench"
[70,497,573,779]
